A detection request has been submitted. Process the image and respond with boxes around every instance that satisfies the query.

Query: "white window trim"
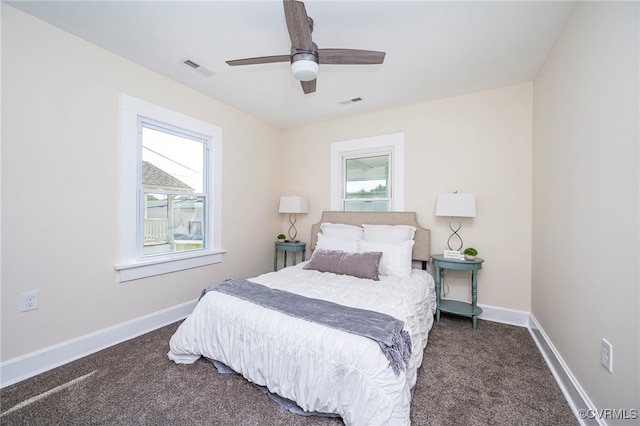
[330,133,404,211]
[115,94,224,282]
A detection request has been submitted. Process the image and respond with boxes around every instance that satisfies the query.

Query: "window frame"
[331,133,404,211]
[115,94,223,282]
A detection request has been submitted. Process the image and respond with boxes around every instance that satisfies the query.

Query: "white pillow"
[362,224,417,242]
[320,223,364,240]
[316,233,359,253]
[358,239,414,277]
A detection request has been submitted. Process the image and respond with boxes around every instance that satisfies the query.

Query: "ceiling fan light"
[291,59,318,81]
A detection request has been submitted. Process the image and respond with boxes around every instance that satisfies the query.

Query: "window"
[331,133,404,211]
[116,94,223,282]
[141,123,206,256]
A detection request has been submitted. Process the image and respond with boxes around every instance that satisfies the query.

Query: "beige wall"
[532,1,639,418]
[1,5,285,361]
[282,83,534,312]
[5,3,638,417]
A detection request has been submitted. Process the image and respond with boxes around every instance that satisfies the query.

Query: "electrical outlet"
[21,291,39,312]
[601,338,613,373]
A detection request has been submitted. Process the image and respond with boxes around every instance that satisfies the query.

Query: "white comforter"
[168,262,436,426]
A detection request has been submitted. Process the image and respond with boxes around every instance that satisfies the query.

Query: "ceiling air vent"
[339,97,363,105]
[180,58,215,77]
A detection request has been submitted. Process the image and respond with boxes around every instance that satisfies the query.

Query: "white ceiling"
[7,0,574,129]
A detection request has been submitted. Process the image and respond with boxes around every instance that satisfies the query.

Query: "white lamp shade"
[291,60,318,82]
[435,193,476,217]
[279,196,309,214]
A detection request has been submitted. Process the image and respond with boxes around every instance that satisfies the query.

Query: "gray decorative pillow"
[304,249,382,281]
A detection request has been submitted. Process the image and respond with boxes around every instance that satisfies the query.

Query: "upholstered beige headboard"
[310,211,431,263]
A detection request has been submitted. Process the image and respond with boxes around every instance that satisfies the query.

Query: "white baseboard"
[477,303,530,327]
[528,314,602,426]
[0,299,197,389]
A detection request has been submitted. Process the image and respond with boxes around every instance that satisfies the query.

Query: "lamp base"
[287,213,298,241]
[446,217,464,251]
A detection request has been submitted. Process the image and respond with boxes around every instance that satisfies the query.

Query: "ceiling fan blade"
[226,55,291,66]
[283,0,313,51]
[301,79,316,94]
[318,49,386,65]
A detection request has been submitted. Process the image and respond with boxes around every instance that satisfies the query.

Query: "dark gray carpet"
[1,314,578,425]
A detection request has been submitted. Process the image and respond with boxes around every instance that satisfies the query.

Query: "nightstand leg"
[435,267,442,323]
[274,247,278,271]
[283,251,287,268]
[471,270,478,330]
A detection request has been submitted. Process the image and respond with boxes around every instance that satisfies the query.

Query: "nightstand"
[274,241,306,271]
[431,254,484,329]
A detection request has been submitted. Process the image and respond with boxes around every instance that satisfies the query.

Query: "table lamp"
[435,192,476,255]
[278,195,309,241]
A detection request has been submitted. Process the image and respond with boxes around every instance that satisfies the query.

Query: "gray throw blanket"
[200,279,412,375]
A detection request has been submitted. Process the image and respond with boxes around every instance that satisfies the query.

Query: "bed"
[168,211,437,425]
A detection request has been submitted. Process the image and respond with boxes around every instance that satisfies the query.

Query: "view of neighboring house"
[142,161,203,254]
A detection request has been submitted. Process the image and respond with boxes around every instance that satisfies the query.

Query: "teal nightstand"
[431,254,484,329]
[274,241,306,271]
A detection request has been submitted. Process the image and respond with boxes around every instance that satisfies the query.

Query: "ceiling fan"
[225,0,386,94]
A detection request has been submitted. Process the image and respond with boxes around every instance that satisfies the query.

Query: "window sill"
[114,249,226,282]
